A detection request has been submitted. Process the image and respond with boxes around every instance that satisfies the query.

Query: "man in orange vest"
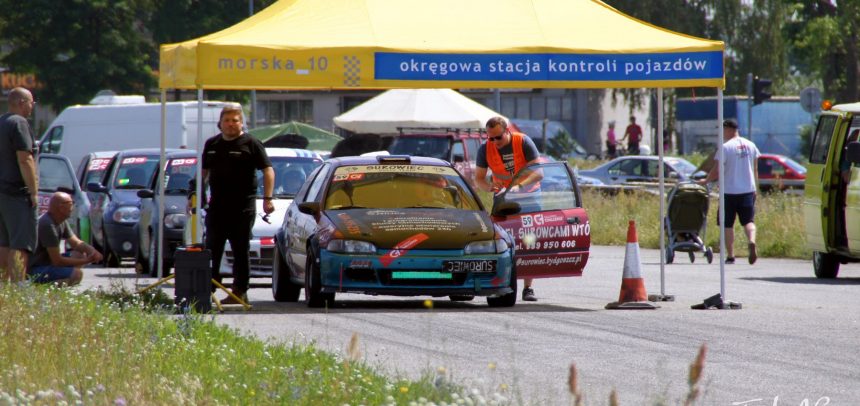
[474,116,542,301]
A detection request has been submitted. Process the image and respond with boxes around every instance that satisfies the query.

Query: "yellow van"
[803,102,860,278]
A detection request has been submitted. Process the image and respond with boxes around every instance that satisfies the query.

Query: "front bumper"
[220,238,274,277]
[318,249,515,297]
[104,222,138,258]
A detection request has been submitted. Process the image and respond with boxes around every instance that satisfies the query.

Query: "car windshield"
[665,158,697,176]
[113,156,159,189]
[84,158,112,186]
[783,157,807,174]
[389,137,451,160]
[324,165,480,210]
[163,157,197,194]
[258,156,323,198]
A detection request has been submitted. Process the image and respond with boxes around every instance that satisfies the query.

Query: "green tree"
[788,0,860,103]
[0,0,156,109]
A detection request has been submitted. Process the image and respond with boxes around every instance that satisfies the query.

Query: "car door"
[803,113,843,252]
[841,116,860,254]
[491,162,590,278]
[286,163,330,277]
[37,154,91,243]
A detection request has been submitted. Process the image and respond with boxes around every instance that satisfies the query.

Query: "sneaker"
[748,242,757,265]
[725,257,735,264]
[221,291,248,305]
[522,287,537,302]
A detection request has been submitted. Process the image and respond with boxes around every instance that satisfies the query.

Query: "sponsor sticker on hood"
[380,233,429,267]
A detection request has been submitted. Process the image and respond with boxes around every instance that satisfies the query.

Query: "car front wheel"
[487,265,517,307]
[304,249,334,308]
[813,251,840,279]
[272,244,301,302]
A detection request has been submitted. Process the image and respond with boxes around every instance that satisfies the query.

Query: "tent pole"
[195,87,204,245]
[716,88,739,309]
[717,88,726,297]
[650,87,673,302]
[157,90,168,277]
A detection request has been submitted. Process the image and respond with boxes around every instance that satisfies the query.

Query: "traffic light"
[753,77,772,105]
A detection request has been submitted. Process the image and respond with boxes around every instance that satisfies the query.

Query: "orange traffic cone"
[606,220,659,310]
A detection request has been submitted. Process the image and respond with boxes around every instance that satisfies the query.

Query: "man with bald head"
[0,87,39,282]
[28,192,102,286]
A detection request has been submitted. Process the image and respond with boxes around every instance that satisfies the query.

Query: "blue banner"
[375,52,723,82]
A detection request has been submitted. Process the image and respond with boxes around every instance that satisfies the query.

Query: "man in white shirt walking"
[699,119,761,264]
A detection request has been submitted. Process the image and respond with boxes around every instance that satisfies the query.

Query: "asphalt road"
[79,245,860,405]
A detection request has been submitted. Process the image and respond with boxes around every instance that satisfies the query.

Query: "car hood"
[252,198,291,238]
[324,208,496,249]
[111,189,144,207]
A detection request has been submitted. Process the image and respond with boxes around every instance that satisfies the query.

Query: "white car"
[220,148,324,277]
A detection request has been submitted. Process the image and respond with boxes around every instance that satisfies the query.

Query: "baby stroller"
[664,181,713,264]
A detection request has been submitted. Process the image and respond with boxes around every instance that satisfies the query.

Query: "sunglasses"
[488,131,507,141]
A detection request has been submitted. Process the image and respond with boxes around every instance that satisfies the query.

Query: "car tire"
[449,295,475,302]
[304,249,334,308]
[813,251,840,279]
[487,265,517,307]
[148,235,172,278]
[102,231,120,268]
[135,237,150,275]
[273,244,301,302]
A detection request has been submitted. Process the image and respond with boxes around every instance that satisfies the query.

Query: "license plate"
[443,260,497,273]
[391,271,453,280]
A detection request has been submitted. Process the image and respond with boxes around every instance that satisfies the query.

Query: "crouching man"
[28,192,102,286]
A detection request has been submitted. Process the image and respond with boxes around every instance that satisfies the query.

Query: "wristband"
[263,197,273,201]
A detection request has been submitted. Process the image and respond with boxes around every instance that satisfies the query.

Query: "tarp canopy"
[248,121,342,151]
[159,0,724,90]
[333,89,504,134]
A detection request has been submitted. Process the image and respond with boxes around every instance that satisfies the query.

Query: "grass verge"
[0,283,483,405]
[581,188,808,259]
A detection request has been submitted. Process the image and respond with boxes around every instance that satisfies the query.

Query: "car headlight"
[464,239,509,254]
[164,213,187,229]
[327,239,377,254]
[112,206,140,223]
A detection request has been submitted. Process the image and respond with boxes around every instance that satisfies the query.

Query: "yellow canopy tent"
[156,0,735,306]
[159,0,724,90]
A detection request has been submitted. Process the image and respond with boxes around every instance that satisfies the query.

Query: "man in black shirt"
[0,87,38,283]
[203,105,274,304]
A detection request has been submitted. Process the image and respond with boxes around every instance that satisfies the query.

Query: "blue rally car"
[273,155,518,307]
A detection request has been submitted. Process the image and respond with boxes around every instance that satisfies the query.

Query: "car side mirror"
[86,182,107,193]
[137,189,155,199]
[668,171,680,179]
[452,154,465,163]
[298,201,321,216]
[848,142,860,164]
[492,201,521,217]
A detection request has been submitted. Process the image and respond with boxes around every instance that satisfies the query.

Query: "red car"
[758,154,806,192]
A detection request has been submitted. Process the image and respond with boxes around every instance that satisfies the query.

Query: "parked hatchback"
[578,155,700,186]
[136,150,197,276]
[87,148,179,266]
[758,153,806,192]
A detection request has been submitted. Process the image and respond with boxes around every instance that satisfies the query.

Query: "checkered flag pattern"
[343,56,361,87]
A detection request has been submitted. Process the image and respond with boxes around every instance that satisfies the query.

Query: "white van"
[38,98,237,168]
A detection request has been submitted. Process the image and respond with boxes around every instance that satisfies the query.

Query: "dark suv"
[387,128,485,184]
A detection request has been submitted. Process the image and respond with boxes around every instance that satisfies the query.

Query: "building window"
[256,100,313,125]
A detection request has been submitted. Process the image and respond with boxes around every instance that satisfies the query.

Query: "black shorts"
[719,192,756,227]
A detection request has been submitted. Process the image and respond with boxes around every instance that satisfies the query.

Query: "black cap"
[723,118,739,129]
